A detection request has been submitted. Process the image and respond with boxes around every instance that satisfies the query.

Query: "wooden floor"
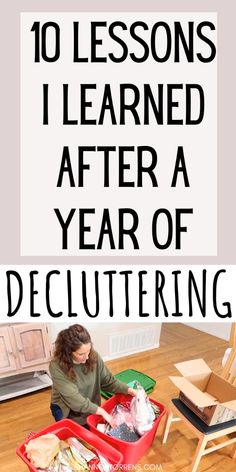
[1,323,235,472]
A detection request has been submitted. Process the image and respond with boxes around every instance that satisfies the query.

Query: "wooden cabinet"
[0,325,17,374]
[0,323,52,379]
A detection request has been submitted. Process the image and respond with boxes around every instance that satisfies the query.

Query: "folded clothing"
[107,422,140,442]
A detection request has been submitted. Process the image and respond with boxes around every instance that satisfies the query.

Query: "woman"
[49,324,136,426]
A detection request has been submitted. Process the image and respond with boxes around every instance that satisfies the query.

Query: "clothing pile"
[25,434,112,471]
[101,386,160,442]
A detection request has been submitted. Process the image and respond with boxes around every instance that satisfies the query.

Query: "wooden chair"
[162,347,236,472]
[229,323,236,349]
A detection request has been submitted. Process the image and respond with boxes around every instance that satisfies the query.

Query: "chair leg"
[231,442,236,459]
[162,409,174,444]
[190,436,207,472]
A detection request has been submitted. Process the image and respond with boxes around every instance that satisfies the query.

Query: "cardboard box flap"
[174,359,212,377]
[169,376,218,407]
[207,373,236,402]
[221,399,236,413]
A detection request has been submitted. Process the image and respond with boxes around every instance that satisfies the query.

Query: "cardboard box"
[169,359,236,426]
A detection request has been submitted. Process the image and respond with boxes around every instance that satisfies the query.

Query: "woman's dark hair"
[53,324,97,380]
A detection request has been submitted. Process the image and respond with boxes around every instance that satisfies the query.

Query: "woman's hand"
[96,406,116,427]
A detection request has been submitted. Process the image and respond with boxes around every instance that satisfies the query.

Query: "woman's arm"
[50,362,98,415]
[96,406,116,427]
[98,355,129,394]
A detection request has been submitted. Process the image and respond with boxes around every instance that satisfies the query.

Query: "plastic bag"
[104,403,140,442]
[110,403,134,430]
[130,386,155,436]
[25,433,60,469]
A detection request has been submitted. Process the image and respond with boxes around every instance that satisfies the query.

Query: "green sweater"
[49,353,128,424]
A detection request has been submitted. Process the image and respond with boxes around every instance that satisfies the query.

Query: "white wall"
[186,323,232,341]
[49,322,162,360]
[49,323,232,360]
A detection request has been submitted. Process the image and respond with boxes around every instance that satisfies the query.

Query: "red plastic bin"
[16,418,123,471]
[87,393,167,465]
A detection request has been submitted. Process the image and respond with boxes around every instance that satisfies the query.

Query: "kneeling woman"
[49,324,136,426]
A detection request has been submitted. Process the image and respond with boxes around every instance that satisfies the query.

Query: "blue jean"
[50,403,89,428]
[50,403,63,421]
